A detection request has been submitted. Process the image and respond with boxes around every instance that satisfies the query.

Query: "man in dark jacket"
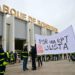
[31,44,37,70]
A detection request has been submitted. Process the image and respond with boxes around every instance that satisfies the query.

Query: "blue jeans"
[23,58,28,71]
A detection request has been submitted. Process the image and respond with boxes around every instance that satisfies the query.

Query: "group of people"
[0,45,18,75]
[7,51,17,64]
[21,44,43,71]
[1,43,75,75]
[0,44,43,75]
[3,51,17,64]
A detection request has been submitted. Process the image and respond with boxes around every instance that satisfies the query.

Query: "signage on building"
[0,4,58,32]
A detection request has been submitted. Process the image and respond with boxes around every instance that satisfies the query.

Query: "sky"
[0,0,75,32]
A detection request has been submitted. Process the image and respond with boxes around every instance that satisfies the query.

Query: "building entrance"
[15,39,26,50]
[15,39,26,59]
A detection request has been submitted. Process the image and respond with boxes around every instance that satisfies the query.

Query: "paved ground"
[5,60,75,75]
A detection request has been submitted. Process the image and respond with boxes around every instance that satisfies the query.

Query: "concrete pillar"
[9,16,15,53]
[52,31,55,35]
[45,28,47,35]
[27,22,31,51]
[41,27,44,35]
[2,14,7,52]
[41,27,47,35]
[30,23,35,46]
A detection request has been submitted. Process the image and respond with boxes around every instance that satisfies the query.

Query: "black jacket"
[31,46,37,58]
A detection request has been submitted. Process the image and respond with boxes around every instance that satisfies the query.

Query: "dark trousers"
[0,66,5,75]
[32,57,36,70]
[37,56,42,67]
[42,55,45,61]
[23,58,28,71]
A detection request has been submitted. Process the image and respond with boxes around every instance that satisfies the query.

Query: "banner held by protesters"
[35,25,75,55]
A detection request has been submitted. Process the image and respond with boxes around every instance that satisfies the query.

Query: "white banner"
[35,25,75,55]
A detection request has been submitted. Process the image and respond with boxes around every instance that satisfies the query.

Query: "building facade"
[0,5,58,52]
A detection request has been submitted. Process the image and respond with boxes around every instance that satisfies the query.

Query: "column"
[52,31,55,35]
[2,13,7,52]
[27,22,31,51]
[9,16,15,53]
[41,27,47,35]
[30,23,35,46]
